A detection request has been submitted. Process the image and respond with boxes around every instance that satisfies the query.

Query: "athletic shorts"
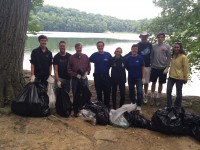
[143,67,151,83]
[150,68,167,84]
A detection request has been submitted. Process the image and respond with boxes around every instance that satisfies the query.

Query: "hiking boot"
[149,97,155,106]
[143,95,148,104]
[155,97,161,106]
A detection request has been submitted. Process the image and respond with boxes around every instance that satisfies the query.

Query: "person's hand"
[82,71,88,80]
[30,75,35,83]
[163,67,169,74]
[142,78,145,84]
[76,74,81,79]
[57,81,62,88]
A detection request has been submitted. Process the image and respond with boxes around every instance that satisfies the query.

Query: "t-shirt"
[53,52,71,80]
[138,42,152,67]
[30,47,52,79]
[89,51,112,74]
[125,54,144,79]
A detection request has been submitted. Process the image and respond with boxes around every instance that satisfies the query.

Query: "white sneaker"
[136,106,141,111]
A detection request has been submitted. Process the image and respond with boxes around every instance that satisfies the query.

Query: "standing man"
[150,33,171,106]
[90,41,112,109]
[53,41,71,92]
[30,35,52,87]
[125,44,144,113]
[68,42,91,116]
[138,32,152,104]
[109,47,126,109]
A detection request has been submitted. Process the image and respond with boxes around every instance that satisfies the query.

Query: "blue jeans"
[72,77,89,96]
[128,77,143,106]
[166,77,184,108]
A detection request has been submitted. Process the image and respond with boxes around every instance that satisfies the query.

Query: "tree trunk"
[0,0,32,106]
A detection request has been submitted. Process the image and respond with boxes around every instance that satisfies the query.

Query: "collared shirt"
[68,53,91,77]
[169,54,189,81]
[30,47,52,79]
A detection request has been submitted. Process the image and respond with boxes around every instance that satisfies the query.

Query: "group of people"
[29,32,189,115]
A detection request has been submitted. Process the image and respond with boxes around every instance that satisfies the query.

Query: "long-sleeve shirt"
[150,43,171,69]
[169,54,189,81]
[68,53,91,77]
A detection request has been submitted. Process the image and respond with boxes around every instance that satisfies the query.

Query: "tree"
[0,0,32,106]
[147,0,200,71]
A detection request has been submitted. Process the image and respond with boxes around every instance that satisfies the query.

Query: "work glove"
[47,75,54,83]
[142,78,145,84]
[30,75,35,83]
[57,81,62,88]
[82,71,88,80]
[163,67,169,74]
[76,74,81,79]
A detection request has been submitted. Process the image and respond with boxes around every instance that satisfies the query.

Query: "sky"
[44,0,161,20]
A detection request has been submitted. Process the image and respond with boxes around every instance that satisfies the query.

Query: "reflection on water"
[24,32,200,96]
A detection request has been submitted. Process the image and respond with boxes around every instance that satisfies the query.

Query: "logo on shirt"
[141,47,150,55]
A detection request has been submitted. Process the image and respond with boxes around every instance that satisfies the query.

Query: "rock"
[94,130,118,142]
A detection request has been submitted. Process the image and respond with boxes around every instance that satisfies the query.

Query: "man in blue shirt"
[90,41,112,109]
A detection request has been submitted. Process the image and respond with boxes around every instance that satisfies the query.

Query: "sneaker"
[136,106,142,113]
[155,97,161,106]
[143,95,148,104]
[149,97,155,106]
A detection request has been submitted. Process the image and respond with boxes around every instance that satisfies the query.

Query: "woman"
[166,42,189,109]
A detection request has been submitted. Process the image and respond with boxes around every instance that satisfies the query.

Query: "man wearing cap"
[138,32,152,104]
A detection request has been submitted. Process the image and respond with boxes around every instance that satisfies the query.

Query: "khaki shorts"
[144,67,151,83]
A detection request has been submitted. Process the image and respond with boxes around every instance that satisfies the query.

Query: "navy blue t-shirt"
[125,55,144,79]
[89,51,112,74]
[137,42,152,67]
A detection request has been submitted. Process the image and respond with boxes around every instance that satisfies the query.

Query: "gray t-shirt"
[150,43,171,69]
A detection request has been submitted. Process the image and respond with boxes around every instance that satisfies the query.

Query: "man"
[137,32,152,104]
[109,47,126,109]
[68,42,91,116]
[125,44,144,113]
[53,41,71,93]
[150,33,171,106]
[30,35,52,87]
[89,41,112,109]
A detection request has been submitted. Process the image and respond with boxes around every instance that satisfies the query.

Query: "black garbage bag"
[11,82,50,117]
[150,107,190,135]
[56,87,72,117]
[73,79,92,113]
[83,101,109,125]
[124,111,151,129]
[192,126,200,141]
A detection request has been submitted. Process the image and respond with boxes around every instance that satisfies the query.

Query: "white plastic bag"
[47,77,56,109]
[80,109,96,125]
[109,103,137,128]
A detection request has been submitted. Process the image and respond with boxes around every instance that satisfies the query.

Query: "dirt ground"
[0,80,200,150]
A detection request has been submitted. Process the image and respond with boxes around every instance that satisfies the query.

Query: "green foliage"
[29,5,150,33]
[146,0,200,70]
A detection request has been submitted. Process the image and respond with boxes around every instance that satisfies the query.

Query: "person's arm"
[31,64,35,76]
[53,65,59,82]
[183,56,189,83]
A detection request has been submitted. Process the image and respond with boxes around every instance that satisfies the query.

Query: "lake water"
[24,31,200,96]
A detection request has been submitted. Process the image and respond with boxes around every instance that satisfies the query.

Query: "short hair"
[156,32,165,38]
[131,44,138,49]
[75,42,83,48]
[38,35,48,42]
[59,41,66,45]
[115,47,122,53]
[96,41,105,46]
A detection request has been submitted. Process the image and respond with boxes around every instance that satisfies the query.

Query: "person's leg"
[174,79,184,109]
[72,78,79,116]
[144,67,151,95]
[136,78,143,109]
[128,78,136,104]
[166,77,175,108]
[111,82,117,109]
[94,74,103,102]
[102,75,111,109]
[149,68,158,105]
[119,83,125,107]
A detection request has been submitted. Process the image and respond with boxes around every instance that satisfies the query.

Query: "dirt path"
[0,104,200,150]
